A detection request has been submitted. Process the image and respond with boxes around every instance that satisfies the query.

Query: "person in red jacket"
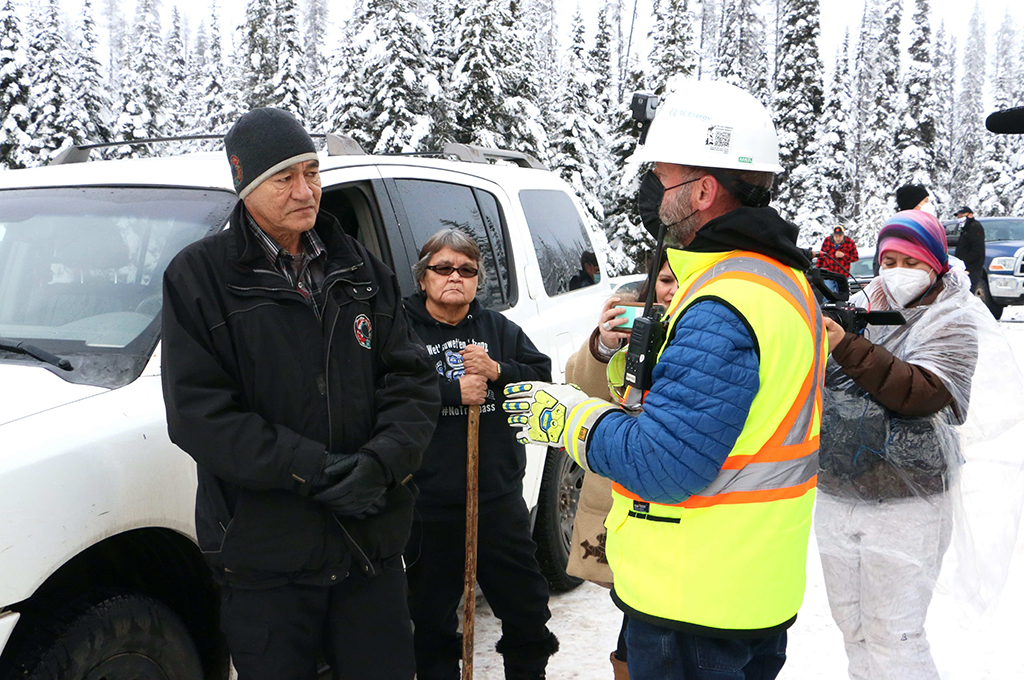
[816,225,859,277]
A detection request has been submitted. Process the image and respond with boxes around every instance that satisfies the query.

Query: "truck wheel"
[973,279,1003,319]
[533,448,584,592]
[9,592,204,680]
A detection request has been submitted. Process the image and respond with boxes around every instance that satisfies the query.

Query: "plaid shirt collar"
[243,207,326,279]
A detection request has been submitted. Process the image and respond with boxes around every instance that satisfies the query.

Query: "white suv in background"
[0,140,624,679]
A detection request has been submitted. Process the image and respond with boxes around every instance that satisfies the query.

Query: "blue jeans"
[625,618,787,680]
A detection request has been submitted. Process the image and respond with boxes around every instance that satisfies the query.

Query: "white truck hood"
[0,363,108,426]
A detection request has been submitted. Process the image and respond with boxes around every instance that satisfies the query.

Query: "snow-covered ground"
[467,305,1024,679]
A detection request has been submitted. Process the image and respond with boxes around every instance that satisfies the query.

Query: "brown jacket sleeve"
[831,332,953,417]
[565,328,617,400]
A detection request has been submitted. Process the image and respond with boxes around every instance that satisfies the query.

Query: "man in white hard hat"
[502,80,825,680]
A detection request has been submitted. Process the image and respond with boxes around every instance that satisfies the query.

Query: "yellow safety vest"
[606,248,826,632]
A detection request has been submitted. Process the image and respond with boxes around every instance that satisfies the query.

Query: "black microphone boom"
[986,106,1024,135]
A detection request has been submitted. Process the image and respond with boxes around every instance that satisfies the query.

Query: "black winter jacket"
[954,217,986,274]
[162,202,439,586]
[403,295,551,519]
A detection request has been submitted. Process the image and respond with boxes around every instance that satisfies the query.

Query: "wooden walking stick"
[462,404,481,680]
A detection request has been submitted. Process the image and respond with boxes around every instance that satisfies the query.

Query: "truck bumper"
[989,274,1024,304]
[0,610,20,659]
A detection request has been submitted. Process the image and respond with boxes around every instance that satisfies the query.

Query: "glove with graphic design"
[502,383,618,476]
[502,382,587,446]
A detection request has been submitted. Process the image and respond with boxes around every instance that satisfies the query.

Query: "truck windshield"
[0,187,235,387]
[982,219,1024,242]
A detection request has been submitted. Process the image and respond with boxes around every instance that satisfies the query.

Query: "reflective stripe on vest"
[605,248,826,632]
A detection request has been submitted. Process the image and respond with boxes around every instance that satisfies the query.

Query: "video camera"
[806,267,905,334]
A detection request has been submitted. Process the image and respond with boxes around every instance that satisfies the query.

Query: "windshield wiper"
[0,339,73,371]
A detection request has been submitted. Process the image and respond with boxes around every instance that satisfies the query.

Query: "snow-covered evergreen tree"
[858,0,901,231]
[189,0,239,144]
[321,12,371,149]
[897,0,940,189]
[356,0,433,152]
[976,12,1018,216]
[303,0,329,126]
[951,4,986,209]
[813,32,854,227]
[549,5,609,224]
[112,0,170,156]
[239,0,277,110]
[771,0,825,224]
[591,2,617,116]
[422,0,457,147]
[0,0,32,168]
[699,0,723,78]
[71,0,111,147]
[271,0,309,123]
[647,0,697,92]
[601,58,653,274]
[717,0,770,106]
[103,0,126,90]
[931,24,957,210]
[164,8,189,137]
[24,0,81,163]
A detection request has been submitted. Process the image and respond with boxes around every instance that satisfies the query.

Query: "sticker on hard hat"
[739,156,753,164]
[705,125,733,154]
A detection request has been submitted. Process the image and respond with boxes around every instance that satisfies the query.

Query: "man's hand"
[461,344,500,381]
[835,251,845,258]
[312,453,389,519]
[823,315,846,353]
[459,373,488,405]
[502,382,588,446]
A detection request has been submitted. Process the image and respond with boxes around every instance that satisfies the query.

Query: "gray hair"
[412,228,487,286]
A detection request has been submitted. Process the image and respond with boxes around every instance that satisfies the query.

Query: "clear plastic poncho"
[817,260,1024,618]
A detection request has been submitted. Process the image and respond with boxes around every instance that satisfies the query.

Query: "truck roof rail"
[47,133,366,165]
[442,143,547,170]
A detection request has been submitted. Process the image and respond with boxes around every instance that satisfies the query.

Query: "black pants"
[406,493,552,680]
[220,559,415,680]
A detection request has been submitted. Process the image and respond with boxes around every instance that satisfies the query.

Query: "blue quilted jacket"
[586,300,760,504]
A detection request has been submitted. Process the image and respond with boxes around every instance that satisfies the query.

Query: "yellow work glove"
[503,382,618,472]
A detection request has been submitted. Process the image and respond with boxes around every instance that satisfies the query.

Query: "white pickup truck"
[0,142,628,679]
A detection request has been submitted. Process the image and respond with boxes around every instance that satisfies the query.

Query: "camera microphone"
[986,106,1024,135]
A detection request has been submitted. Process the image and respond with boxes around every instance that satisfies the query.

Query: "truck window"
[518,189,595,297]
[392,179,513,311]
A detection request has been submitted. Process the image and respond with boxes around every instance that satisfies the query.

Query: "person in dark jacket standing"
[161,108,440,680]
[403,229,558,680]
[953,205,986,290]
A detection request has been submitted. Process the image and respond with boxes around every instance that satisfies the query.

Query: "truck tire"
[973,279,1004,319]
[533,448,584,593]
[8,591,204,680]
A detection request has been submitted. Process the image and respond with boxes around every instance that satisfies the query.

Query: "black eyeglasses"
[426,264,479,278]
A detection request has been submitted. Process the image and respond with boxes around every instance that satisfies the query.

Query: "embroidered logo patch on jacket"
[354,314,372,349]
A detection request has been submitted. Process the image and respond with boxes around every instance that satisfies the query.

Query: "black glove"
[312,453,390,519]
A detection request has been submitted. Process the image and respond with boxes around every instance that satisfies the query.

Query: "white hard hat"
[628,79,783,174]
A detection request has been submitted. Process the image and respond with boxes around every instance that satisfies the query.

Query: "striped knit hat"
[877,210,950,275]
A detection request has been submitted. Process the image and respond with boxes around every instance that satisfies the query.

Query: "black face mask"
[636,170,699,238]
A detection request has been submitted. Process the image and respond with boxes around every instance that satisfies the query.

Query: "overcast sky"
[51,0,1024,84]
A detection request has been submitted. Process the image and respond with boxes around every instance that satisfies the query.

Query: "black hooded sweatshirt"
[404,295,552,519]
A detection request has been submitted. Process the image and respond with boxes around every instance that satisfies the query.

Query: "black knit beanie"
[895,184,929,212]
[224,108,318,199]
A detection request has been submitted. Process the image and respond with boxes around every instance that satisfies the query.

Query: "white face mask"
[918,201,937,217]
[880,267,934,308]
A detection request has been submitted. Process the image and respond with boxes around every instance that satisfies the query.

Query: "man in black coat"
[954,206,986,290]
[161,108,440,680]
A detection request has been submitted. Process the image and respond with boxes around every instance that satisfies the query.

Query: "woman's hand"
[823,315,846,353]
[461,344,500,381]
[458,373,488,405]
[598,297,630,349]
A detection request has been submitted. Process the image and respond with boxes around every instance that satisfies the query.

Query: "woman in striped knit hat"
[814,210,988,679]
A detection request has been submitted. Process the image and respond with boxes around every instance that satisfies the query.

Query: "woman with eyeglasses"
[403,228,558,680]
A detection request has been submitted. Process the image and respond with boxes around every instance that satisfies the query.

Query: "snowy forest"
[1,0,1022,272]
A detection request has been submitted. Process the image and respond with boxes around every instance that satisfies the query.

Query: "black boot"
[496,631,559,680]
[415,633,463,680]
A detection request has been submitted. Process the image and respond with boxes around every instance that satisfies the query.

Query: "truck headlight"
[989,257,1016,271]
